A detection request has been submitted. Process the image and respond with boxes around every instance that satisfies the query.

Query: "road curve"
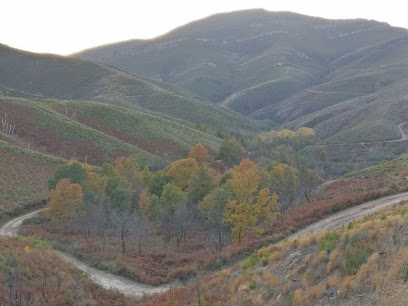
[0,210,169,298]
[2,192,408,297]
[288,192,408,240]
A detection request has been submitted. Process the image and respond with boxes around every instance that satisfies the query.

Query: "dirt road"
[0,210,169,298]
[2,191,408,297]
[288,192,408,240]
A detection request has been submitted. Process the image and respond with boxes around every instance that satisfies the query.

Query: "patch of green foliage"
[242,252,260,271]
[319,231,340,253]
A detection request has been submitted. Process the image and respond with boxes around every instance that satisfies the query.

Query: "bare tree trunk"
[8,271,13,306]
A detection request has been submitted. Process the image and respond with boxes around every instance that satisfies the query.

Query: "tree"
[175,204,194,247]
[148,170,172,197]
[187,166,216,205]
[45,179,83,224]
[167,158,199,191]
[217,138,244,164]
[138,188,151,219]
[188,144,208,164]
[48,160,88,190]
[268,162,297,212]
[223,159,280,243]
[298,166,322,203]
[159,183,186,243]
[114,156,140,189]
[199,187,228,251]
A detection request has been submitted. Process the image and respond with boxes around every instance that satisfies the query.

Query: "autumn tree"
[188,144,208,164]
[167,158,198,191]
[223,159,279,243]
[46,179,84,224]
[138,188,152,219]
[217,138,244,164]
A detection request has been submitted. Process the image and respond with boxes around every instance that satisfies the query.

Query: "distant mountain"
[0,44,258,138]
[75,9,408,123]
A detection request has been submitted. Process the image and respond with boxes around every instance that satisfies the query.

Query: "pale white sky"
[1,0,407,55]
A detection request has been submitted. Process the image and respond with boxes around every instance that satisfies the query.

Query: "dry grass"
[264,270,280,287]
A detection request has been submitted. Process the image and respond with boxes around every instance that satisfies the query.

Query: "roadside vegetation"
[20,128,408,287]
[138,201,408,305]
[0,236,128,305]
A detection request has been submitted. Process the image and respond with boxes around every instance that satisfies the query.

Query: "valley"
[1,7,408,305]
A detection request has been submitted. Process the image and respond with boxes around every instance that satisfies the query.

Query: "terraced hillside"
[0,132,63,222]
[0,97,223,166]
[0,43,258,138]
[75,9,408,124]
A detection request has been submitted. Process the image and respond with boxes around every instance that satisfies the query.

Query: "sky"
[1,0,407,55]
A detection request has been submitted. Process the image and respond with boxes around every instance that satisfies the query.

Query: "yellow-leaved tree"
[167,158,198,191]
[45,178,84,224]
[223,159,279,243]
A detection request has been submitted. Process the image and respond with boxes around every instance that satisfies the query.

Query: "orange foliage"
[45,179,83,224]
[188,143,208,164]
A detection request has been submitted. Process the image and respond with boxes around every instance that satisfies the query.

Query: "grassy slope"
[344,154,408,179]
[0,97,159,166]
[46,99,222,159]
[140,201,408,305]
[0,135,63,222]
[0,237,128,305]
[0,43,258,137]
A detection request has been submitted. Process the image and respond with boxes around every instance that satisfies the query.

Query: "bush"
[350,232,370,245]
[242,252,260,271]
[340,245,369,276]
[319,232,339,253]
[400,260,408,282]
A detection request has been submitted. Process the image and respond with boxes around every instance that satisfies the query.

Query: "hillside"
[139,200,408,305]
[0,236,129,305]
[0,97,225,166]
[75,9,408,123]
[0,43,258,138]
[0,134,63,223]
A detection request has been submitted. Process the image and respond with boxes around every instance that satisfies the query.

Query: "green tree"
[187,166,216,205]
[217,138,244,164]
[149,170,172,197]
[268,162,297,212]
[48,160,88,190]
[199,187,229,251]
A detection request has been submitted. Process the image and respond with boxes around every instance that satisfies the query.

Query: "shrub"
[319,232,339,253]
[399,260,408,282]
[340,245,369,276]
[242,252,260,271]
[350,231,370,245]
[249,280,256,290]
[380,214,387,220]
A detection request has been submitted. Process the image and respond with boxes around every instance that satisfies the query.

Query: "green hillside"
[75,9,408,120]
[0,137,63,222]
[0,43,258,138]
[0,97,225,166]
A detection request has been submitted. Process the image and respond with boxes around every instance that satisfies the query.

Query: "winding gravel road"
[0,210,169,298]
[2,191,408,297]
